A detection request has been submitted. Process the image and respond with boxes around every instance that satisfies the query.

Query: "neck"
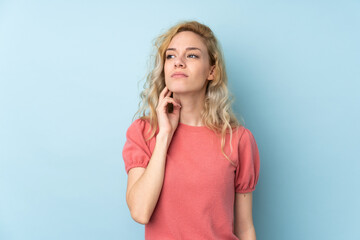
[173,90,206,127]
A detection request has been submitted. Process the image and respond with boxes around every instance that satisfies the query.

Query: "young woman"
[122,21,260,240]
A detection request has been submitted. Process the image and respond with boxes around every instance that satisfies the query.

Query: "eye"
[166,54,175,59]
[188,54,199,59]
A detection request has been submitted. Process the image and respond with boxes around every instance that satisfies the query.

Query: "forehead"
[168,31,206,50]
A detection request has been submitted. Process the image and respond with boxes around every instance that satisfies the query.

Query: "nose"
[174,57,185,68]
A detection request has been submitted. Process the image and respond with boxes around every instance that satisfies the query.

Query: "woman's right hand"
[156,86,181,136]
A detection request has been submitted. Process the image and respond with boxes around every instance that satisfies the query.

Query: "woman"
[122,20,260,239]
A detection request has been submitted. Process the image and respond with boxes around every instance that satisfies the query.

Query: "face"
[164,31,215,95]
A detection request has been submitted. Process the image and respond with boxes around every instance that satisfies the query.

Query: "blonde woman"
[122,20,260,240]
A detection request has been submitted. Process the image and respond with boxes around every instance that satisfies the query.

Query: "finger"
[157,98,178,112]
[158,94,172,106]
[166,96,180,106]
[159,86,169,100]
[165,89,172,98]
[161,97,182,108]
[157,95,181,112]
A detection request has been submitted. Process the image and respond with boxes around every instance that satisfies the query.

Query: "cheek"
[201,62,211,77]
[164,62,171,76]
[195,64,210,78]
[164,62,170,84]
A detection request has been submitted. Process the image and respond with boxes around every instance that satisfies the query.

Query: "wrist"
[157,131,173,146]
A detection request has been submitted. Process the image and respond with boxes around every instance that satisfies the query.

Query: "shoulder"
[231,124,257,146]
[128,118,150,130]
[230,124,247,139]
[240,126,256,140]
[126,118,155,140]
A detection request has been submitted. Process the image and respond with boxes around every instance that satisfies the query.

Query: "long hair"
[134,20,243,166]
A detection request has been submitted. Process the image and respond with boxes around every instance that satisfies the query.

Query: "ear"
[207,65,215,80]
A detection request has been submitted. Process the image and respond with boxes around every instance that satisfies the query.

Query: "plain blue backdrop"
[1,0,359,239]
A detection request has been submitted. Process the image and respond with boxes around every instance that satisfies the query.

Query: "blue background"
[1,0,359,239]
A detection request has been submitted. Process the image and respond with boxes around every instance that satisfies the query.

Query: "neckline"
[177,122,210,132]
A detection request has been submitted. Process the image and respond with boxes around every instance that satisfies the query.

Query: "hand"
[156,86,181,135]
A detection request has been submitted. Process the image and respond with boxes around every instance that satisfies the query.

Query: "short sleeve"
[122,119,152,174]
[235,128,260,193]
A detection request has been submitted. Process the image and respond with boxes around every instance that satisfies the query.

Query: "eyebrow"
[166,47,202,52]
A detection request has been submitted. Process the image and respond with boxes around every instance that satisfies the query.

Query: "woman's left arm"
[234,192,256,240]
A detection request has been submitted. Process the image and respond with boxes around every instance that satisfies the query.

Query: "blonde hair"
[134,20,243,166]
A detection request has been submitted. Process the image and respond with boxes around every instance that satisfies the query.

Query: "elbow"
[126,193,151,225]
[130,210,150,225]
[127,200,150,224]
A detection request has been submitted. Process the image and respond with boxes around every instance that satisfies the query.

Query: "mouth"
[171,73,188,78]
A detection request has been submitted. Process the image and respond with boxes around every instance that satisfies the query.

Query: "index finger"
[159,86,170,100]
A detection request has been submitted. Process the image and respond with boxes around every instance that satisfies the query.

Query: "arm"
[126,133,172,225]
[126,86,181,225]
[234,192,256,240]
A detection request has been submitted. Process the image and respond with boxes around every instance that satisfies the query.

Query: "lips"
[171,72,188,78]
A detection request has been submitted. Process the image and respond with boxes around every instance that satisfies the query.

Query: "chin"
[168,88,189,94]
[166,82,202,94]
[166,84,184,93]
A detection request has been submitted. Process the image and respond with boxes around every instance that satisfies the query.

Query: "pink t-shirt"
[122,118,260,239]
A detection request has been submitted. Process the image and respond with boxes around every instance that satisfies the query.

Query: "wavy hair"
[134,20,243,166]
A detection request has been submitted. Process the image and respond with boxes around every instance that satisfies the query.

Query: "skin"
[234,192,256,239]
[126,30,256,239]
[163,31,215,127]
[163,31,256,238]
